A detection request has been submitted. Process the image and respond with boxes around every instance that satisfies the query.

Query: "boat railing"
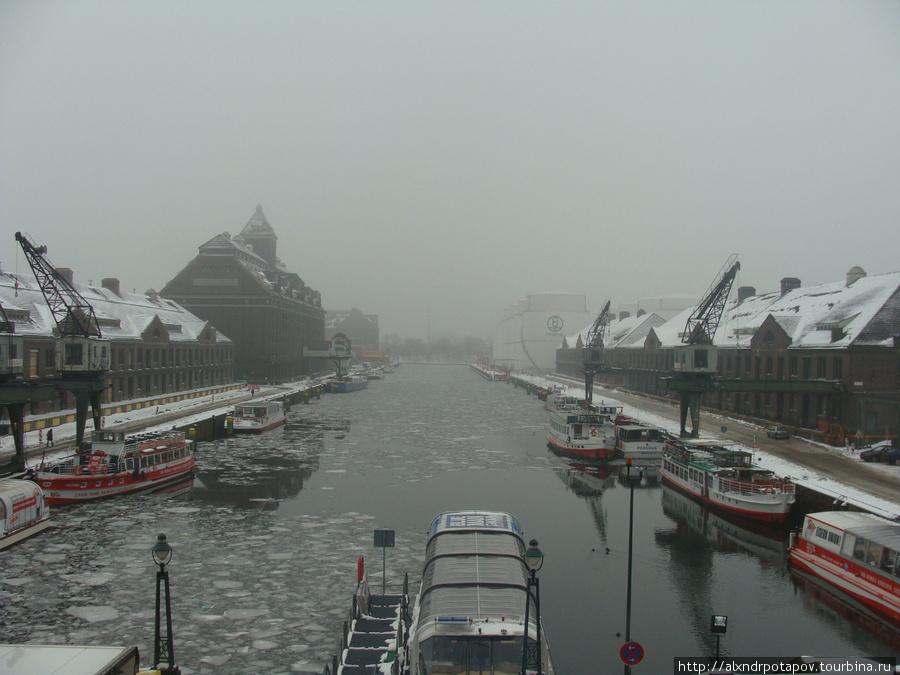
[717,477,795,497]
[40,455,126,477]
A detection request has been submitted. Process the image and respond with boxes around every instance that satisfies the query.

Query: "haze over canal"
[1,365,897,673]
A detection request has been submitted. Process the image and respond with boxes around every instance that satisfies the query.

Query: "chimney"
[619,311,631,321]
[56,267,74,286]
[737,286,756,304]
[102,278,121,296]
[146,288,159,303]
[636,309,646,317]
[846,266,866,287]
[780,277,801,296]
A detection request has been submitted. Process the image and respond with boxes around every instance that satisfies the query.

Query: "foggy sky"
[2,1,899,340]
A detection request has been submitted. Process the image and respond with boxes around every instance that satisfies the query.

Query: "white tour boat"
[0,479,50,549]
[614,422,668,461]
[790,511,900,624]
[227,400,286,433]
[546,404,620,460]
[408,510,555,675]
[31,429,195,505]
[659,439,795,524]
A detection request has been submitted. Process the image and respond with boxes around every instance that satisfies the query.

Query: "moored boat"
[366,367,384,380]
[0,479,50,549]
[227,400,286,433]
[328,374,369,393]
[543,390,585,412]
[614,422,668,461]
[408,510,555,675]
[30,429,195,505]
[546,404,620,460]
[659,439,795,524]
[789,511,900,624]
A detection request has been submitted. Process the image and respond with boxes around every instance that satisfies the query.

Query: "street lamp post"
[710,614,728,658]
[152,533,180,675]
[624,459,643,675]
[521,538,545,675]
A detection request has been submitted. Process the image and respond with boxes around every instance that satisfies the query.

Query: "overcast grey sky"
[2,1,899,340]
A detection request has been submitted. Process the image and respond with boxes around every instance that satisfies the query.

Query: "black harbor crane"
[581,298,611,408]
[670,254,740,437]
[15,231,110,451]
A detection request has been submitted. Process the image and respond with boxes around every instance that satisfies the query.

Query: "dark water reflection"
[1,365,897,674]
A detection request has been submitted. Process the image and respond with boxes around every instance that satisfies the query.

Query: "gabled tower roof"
[239,204,277,241]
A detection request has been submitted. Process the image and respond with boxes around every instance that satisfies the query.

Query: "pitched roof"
[0,272,232,344]
[649,271,900,349]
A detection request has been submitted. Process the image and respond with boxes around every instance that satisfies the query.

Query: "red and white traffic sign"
[620,641,644,665]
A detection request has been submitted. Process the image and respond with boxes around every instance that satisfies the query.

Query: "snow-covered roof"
[0,272,232,344]
[650,271,900,349]
[564,312,667,350]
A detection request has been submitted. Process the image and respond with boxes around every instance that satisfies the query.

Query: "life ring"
[73,465,82,476]
[89,465,98,475]
[765,486,774,494]
[101,464,108,474]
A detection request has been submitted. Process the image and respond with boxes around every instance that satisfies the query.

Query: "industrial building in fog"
[493,293,593,373]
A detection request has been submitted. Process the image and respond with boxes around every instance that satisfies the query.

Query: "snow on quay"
[515,372,900,522]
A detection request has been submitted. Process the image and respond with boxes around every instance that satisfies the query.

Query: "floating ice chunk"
[252,639,279,650]
[66,605,120,623]
[224,608,270,620]
[164,506,201,514]
[61,572,115,586]
[213,579,244,589]
[200,654,232,666]
[266,552,293,561]
[34,553,66,563]
[1,577,32,587]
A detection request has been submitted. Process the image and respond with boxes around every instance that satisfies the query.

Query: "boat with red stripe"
[29,429,195,505]
[789,511,900,624]
[659,438,794,524]
[546,404,620,460]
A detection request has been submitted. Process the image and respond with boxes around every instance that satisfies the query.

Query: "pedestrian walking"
[46,428,53,447]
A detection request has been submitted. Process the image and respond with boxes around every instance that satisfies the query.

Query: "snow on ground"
[517,372,900,521]
[0,378,327,467]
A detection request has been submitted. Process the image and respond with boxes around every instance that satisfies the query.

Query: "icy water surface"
[2,365,899,674]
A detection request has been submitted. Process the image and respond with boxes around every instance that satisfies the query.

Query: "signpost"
[620,641,644,666]
[373,529,395,594]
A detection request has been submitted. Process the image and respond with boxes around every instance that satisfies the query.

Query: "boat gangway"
[327,570,410,675]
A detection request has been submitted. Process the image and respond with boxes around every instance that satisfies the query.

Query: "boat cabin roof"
[808,512,900,549]
[666,440,753,468]
[0,479,43,509]
[429,511,524,539]
[419,511,533,635]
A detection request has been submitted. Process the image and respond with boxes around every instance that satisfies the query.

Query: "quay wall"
[17,384,245,434]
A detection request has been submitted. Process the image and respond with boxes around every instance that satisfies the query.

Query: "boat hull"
[231,416,286,433]
[0,517,51,549]
[790,539,900,624]
[547,433,615,460]
[659,469,792,524]
[34,463,195,505]
[330,379,369,393]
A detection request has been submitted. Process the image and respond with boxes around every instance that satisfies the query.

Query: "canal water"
[1,364,898,674]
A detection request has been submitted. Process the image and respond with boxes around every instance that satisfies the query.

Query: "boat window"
[0,501,6,519]
[423,637,467,675]
[853,537,869,561]
[419,636,524,675]
[866,542,883,567]
[493,638,524,675]
[880,548,897,575]
[125,459,133,470]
